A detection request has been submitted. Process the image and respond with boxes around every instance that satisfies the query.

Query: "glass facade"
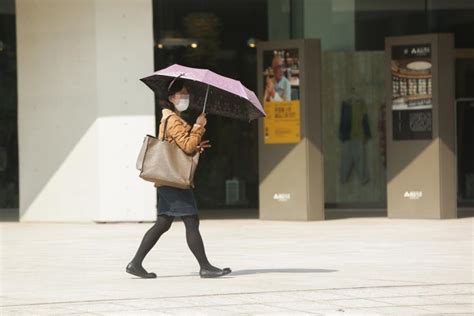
[266,0,474,208]
[152,0,474,210]
[153,0,473,210]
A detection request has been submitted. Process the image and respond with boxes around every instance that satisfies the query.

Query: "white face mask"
[175,95,190,112]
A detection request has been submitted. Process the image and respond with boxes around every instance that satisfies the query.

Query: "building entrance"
[152,0,268,218]
[457,98,474,206]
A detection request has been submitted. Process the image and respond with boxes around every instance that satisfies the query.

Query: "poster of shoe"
[391,44,433,140]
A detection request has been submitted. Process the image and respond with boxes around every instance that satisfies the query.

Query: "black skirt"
[157,186,199,217]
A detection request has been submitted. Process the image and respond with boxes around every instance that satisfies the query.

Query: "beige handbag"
[136,116,200,189]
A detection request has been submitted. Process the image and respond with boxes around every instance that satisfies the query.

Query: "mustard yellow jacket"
[154,109,206,188]
[159,108,206,154]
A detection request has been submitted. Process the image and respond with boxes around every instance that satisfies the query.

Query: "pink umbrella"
[140,64,266,121]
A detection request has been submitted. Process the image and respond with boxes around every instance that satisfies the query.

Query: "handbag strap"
[161,114,196,155]
[161,114,175,141]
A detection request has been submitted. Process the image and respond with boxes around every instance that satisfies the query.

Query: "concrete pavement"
[1,216,473,315]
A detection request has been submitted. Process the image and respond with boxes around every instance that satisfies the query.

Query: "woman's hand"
[196,140,211,154]
[196,113,207,127]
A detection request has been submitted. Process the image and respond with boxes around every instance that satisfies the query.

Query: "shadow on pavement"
[227,268,338,276]
[127,268,337,279]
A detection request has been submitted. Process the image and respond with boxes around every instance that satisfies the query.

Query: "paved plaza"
[1,215,473,315]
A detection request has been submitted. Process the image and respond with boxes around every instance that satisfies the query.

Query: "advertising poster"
[262,49,301,144]
[391,44,433,140]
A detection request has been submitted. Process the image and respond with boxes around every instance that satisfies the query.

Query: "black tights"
[131,214,217,270]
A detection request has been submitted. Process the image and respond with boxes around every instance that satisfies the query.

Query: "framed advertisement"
[262,48,301,144]
[391,44,433,140]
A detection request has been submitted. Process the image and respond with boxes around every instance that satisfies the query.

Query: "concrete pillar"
[16,0,155,222]
[257,39,324,221]
[385,34,456,219]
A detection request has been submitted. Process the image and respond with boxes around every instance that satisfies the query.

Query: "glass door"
[455,50,474,207]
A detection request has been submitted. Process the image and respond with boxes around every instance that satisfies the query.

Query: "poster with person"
[262,49,301,144]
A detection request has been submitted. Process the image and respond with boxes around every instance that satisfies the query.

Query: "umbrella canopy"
[140,64,266,121]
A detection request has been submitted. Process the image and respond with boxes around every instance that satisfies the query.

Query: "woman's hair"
[167,78,185,98]
[160,77,186,111]
[160,99,175,111]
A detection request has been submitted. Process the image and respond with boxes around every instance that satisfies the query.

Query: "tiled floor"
[1,217,473,315]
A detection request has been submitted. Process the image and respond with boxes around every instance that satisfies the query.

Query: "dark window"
[0,0,19,220]
[355,1,474,50]
[152,0,268,210]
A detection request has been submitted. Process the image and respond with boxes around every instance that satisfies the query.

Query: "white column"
[16,0,156,222]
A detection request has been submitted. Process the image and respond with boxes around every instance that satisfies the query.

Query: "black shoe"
[126,262,157,278]
[199,267,232,278]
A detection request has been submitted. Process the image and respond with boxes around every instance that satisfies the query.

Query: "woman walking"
[126,78,231,279]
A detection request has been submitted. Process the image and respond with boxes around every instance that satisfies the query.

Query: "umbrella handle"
[168,73,185,91]
[202,84,210,114]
